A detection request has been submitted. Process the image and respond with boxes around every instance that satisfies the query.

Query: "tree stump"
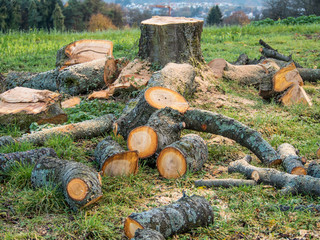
[94,136,138,176]
[31,156,102,211]
[138,16,204,67]
[157,134,208,179]
[277,143,306,175]
[124,194,214,239]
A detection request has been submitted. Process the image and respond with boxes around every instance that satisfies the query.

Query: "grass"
[0,24,320,239]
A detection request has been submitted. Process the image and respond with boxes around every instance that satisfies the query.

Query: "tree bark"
[278,143,306,175]
[124,194,214,239]
[228,156,320,196]
[0,136,15,148]
[0,148,57,172]
[138,16,204,67]
[194,179,257,188]
[31,156,102,211]
[132,228,165,240]
[94,136,138,176]
[157,134,208,179]
[278,204,320,212]
[297,68,320,83]
[183,108,281,166]
[307,161,320,178]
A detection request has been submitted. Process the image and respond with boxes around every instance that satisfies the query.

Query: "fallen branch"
[278,204,320,212]
[278,143,306,175]
[194,179,257,188]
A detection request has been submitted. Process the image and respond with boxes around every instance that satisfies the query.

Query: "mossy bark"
[228,157,320,196]
[124,194,213,239]
[194,179,257,188]
[307,161,320,178]
[132,228,165,240]
[0,148,57,172]
[183,108,280,166]
[31,156,102,211]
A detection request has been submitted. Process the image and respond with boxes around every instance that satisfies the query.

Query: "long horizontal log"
[194,179,257,188]
[278,204,320,212]
[132,228,165,240]
[183,108,280,166]
[228,156,320,196]
[277,143,306,175]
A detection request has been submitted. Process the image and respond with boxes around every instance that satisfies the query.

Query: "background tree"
[52,2,64,31]
[63,0,86,31]
[88,13,116,31]
[0,0,8,31]
[206,5,223,26]
[7,0,21,30]
[224,11,250,25]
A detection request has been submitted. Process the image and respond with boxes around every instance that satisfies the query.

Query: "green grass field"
[0,24,320,239]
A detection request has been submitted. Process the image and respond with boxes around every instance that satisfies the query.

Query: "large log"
[0,148,57,172]
[307,161,320,178]
[157,134,208,179]
[277,143,306,175]
[31,156,102,211]
[94,136,138,176]
[0,87,67,130]
[0,114,115,147]
[228,156,320,196]
[56,39,113,70]
[132,228,165,240]
[127,108,185,158]
[124,194,214,239]
[183,108,281,166]
[138,16,204,67]
[194,179,257,188]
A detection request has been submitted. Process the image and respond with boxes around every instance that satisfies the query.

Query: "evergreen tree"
[28,0,40,29]
[206,5,223,26]
[52,2,65,31]
[0,0,8,31]
[63,0,86,31]
[7,0,21,30]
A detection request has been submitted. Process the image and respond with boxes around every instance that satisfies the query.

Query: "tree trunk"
[94,136,138,176]
[228,156,320,196]
[277,143,306,175]
[307,161,320,178]
[0,87,67,130]
[297,68,320,83]
[157,134,208,179]
[183,108,281,166]
[0,148,57,172]
[127,108,185,159]
[124,194,214,239]
[132,228,165,240]
[56,39,113,70]
[138,16,204,67]
[31,156,102,211]
[194,179,257,188]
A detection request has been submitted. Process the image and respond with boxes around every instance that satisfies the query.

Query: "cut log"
[114,86,189,140]
[124,194,214,239]
[297,68,320,83]
[94,136,138,176]
[56,39,113,70]
[103,57,130,86]
[183,108,281,166]
[0,114,115,147]
[307,161,320,178]
[5,58,106,95]
[228,156,320,196]
[0,148,57,172]
[277,143,306,175]
[194,179,257,188]
[138,16,204,67]
[132,228,165,240]
[0,87,67,130]
[127,108,185,158]
[157,134,208,179]
[31,156,102,210]
[278,204,320,212]
[61,97,81,109]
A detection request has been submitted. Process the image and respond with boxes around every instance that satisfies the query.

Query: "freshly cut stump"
[124,194,214,239]
[31,156,102,211]
[132,228,165,240]
[277,143,306,175]
[138,16,204,67]
[194,179,257,188]
[94,136,138,176]
[114,86,189,140]
[0,148,57,172]
[307,161,320,178]
[157,134,208,179]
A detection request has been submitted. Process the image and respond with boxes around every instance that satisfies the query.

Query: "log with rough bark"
[103,57,130,86]
[317,144,320,158]
[228,156,320,196]
[157,134,208,179]
[183,108,281,166]
[0,87,67,129]
[278,204,320,212]
[124,194,214,239]
[5,58,106,95]
[277,143,306,175]
[114,86,189,140]
[132,228,165,240]
[0,148,57,172]
[94,136,138,176]
[307,161,320,178]
[56,39,113,70]
[0,114,115,147]
[138,16,204,67]
[127,108,185,158]
[31,156,102,211]
[194,179,257,188]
